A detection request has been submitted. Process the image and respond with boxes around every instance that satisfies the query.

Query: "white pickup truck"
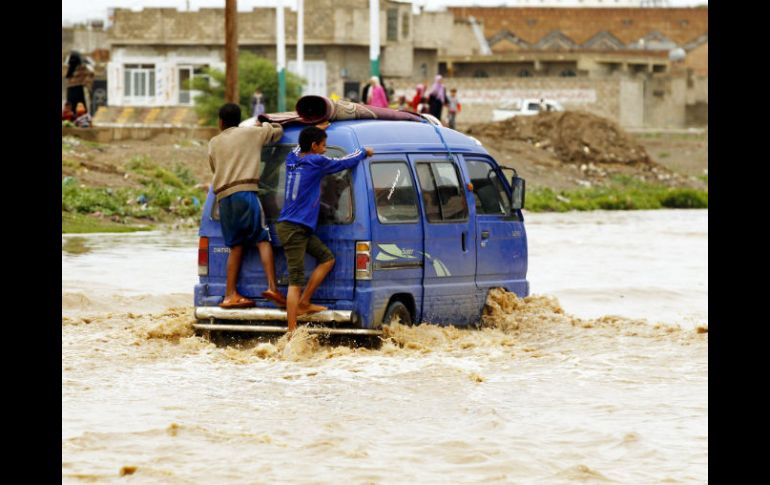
[492,98,564,122]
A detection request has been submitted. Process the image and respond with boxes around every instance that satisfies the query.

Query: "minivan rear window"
[370,162,419,224]
[258,145,353,225]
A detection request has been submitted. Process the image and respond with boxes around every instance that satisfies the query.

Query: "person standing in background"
[365,76,389,108]
[446,88,462,129]
[62,101,75,122]
[427,75,446,120]
[409,83,425,112]
[251,89,265,119]
[65,51,94,115]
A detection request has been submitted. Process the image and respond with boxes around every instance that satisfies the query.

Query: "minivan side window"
[466,159,512,216]
[258,145,353,225]
[416,161,469,222]
[370,162,419,223]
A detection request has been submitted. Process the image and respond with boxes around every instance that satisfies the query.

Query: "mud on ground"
[62,134,212,190]
[62,112,707,194]
[463,111,707,191]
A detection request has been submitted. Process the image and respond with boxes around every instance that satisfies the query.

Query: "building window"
[519,69,531,77]
[387,9,398,42]
[124,64,155,104]
[178,65,209,105]
[402,12,410,38]
[474,70,489,78]
[561,69,577,77]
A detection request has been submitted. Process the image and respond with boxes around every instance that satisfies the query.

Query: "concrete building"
[416,6,708,128]
[99,1,706,128]
[105,0,452,108]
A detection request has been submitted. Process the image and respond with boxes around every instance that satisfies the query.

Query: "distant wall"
[390,77,633,126]
[62,126,218,143]
[389,73,698,128]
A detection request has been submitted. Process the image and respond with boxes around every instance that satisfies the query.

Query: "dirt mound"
[466,111,652,166]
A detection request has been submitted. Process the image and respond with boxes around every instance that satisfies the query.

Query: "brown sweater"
[208,122,284,203]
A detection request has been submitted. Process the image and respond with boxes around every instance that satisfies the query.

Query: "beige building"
[101,1,706,128]
[106,0,452,108]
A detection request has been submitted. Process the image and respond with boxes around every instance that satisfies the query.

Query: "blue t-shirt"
[278,146,367,231]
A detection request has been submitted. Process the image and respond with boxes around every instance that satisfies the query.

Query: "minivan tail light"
[356,241,372,280]
[198,237,209,276]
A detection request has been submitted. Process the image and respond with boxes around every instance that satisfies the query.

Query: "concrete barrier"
[62,126,219,142]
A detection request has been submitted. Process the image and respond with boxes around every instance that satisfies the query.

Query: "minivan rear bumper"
[193,306,382,336]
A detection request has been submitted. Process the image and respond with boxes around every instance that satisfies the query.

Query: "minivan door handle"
[481,230,490,240]
[462,231,467,252]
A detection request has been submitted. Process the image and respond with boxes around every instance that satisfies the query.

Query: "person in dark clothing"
[427,75,447,121]
[65,51,94,114]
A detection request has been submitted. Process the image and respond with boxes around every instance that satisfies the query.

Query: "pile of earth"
[466,111,652,166]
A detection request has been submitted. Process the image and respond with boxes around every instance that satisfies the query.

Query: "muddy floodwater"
[62,210,707,484]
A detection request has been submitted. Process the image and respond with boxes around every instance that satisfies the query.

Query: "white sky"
[62,0,708,25]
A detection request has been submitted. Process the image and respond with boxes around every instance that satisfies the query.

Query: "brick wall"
[448,7,708,47]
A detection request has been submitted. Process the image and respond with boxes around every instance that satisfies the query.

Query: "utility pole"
[276,1,286,111]
[296,0,304,79]
[225,0,238,103]
[369,0,380,77]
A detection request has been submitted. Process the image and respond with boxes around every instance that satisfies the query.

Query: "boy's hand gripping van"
[194,119,528,336]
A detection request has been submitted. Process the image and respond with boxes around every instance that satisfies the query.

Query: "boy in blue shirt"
[276,125,374,333]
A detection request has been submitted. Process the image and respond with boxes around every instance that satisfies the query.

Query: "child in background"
[62,101,75,122]
[74,102,92,128]
[447,88,462,129]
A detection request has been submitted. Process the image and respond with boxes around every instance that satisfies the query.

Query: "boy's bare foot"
[220,295,256,309]
[261,289,287,307]
[297,302,327,316]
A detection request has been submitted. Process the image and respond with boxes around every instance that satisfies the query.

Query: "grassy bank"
[526,177,708,212]
[62,212,153,233]
[62,155,206,233]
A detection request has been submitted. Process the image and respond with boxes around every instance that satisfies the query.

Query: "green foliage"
[125,155,155,171]
[660,189,708,208]
[192,51,305,126]
[63,159,81,169]
[62,212,152,234]
[62,155,207,223]
[172,163,198,186]
[525,183,708,212]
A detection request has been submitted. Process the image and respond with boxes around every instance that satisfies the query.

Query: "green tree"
[192,51,304,126]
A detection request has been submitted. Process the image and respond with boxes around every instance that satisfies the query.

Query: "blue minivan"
[193,119,528,337]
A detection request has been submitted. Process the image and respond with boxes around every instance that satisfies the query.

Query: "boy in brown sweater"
[208,103,286,308]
